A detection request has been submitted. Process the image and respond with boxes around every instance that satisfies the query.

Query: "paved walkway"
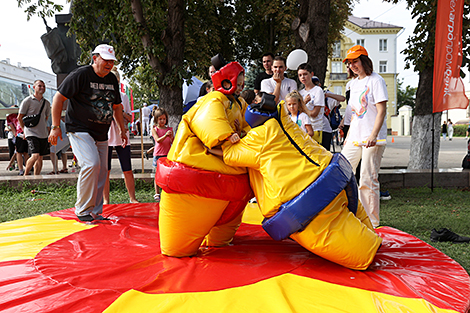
[0,135,468,185]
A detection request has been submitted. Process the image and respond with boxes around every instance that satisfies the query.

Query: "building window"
[332,41,341,58]
[356,39,365,46]
[331,61,342,73]
[334,85,343,95]
[379,39,388,52]
[379,61,387,73]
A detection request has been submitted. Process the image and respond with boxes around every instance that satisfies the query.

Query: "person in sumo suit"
[156,54,253,257]
[208,93,382,270]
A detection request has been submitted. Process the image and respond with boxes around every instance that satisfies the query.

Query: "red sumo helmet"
[211,62,245,95]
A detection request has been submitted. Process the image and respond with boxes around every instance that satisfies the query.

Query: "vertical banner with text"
[433,0,468,113]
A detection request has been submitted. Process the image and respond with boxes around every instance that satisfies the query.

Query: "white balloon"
[286,49,308,70]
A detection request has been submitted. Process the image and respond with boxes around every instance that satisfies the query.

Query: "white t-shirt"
[343,80,353,126]
[322,91,340,133]
[343,104,352,126]
[347,72,388,146]
[260,77,297,102]
[299,86,324,131]
[290,111,311,134]
[141,105,151,120]
[108,92,131,146]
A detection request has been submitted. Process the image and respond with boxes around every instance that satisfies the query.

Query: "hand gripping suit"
[221,103,382,270]
[156,90,252,257]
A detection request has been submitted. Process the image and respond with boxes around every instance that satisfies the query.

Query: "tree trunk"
[293,0,330,83]
[159,85,183,129]
[131,0,184,128]
[408,66,441,169]
[408,113,441,169]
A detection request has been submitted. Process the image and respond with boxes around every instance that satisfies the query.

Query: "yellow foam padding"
[290,192,382,270]
[103,273,458,313]
[241,203,264,225]
[168,91,250,175]
[0,214,94,262]
[222,103,333,218]
[159,192,240,257]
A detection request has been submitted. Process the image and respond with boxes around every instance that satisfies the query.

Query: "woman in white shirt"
[341,45,388,228]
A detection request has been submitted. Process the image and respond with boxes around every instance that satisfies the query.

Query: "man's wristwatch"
[51,125,60,130]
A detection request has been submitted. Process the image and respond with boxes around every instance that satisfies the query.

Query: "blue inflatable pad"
[262,153,358,241]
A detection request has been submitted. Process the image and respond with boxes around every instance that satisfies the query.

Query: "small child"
[285,90,314,137]
[152,108,174,201]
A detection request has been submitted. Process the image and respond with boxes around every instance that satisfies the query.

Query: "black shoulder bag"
[22,98,46,128]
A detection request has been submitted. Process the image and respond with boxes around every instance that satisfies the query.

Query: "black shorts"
[15,136,29,154]
[26,136,50,156]
[108,145,132,172]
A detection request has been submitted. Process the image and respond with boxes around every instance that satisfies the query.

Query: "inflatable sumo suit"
[156,61,253,257]
[220,102,382,270]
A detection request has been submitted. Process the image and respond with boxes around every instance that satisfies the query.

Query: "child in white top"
[285,90,313,137]
[297,63,324,144]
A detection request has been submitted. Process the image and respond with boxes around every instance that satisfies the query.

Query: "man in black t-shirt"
[253,53,274,94]
[48,44,127,222]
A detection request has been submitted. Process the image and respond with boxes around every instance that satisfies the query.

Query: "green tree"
[292,0,354,83]
[19,0,354,123]
[127,65,160,107]
[396,78,417,113]
[384,0,470,169]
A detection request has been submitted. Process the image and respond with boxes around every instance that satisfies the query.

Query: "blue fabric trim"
[262,153,358,241]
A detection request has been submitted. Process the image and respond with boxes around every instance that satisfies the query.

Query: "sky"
[0,0,421,87]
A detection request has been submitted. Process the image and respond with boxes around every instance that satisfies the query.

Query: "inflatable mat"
[0,203,469,312]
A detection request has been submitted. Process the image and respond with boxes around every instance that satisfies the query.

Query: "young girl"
[152,108,173,201]
[285,90,314,137]
[341,45,388,228]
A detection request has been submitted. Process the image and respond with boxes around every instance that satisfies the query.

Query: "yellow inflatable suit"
[220,102,382,270]
[157,90,252,257]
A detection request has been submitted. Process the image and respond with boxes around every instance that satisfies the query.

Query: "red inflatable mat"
[0,203,468,312]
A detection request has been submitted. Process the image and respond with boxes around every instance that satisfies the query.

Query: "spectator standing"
[254,53,274,94]
[310,76,346,151]
[339,81,353,144]
[341,45,388,228]
[48,44,127,222]
[285,90,313,137]
[7,113,29,175]
[151,108,173,201]
[103,68,139,204]
[260,56,297,104]
[5,114,17,170]
[447,119,454,141]
[141,103,151,136]
[18,79,51,176]
[442,121,447,140]
[297,63,324,144]
[209,65,217,77]
[48,118,70,174]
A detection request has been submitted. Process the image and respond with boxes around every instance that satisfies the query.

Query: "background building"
[325,16,403,133]
[0,58,56,119]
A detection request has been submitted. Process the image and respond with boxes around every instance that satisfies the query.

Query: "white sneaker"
[154,194,160,201]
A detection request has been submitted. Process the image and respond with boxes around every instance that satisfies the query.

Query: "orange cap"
[343,45,368,63]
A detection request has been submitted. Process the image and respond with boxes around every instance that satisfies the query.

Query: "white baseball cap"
[92,44,117,61]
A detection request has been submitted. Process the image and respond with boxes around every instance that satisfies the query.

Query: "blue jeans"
[68,132,108,217]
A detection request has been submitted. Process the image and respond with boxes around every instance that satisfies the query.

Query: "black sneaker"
[430,228,470,243]
[77,214,94,222]
[91,213,110,221]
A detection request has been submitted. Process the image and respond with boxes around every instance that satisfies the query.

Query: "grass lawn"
[380,187,470,274]
[1,182,469,274]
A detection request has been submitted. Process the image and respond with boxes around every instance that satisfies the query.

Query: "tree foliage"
[396,78,417,113]
[17,0,355,119]
[17,0,63,20]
